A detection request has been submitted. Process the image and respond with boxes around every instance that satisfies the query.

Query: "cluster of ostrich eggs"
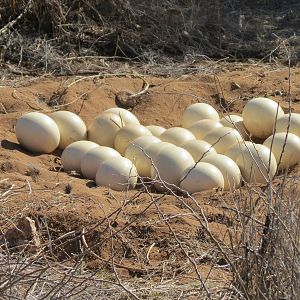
[241,98,300,172]
[15,96,300,193]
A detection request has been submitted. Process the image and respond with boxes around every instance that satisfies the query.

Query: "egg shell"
[219,115,249,140]
[124,135,161,155]
[203,127,243,154]
[224,141,254,162]
[144,142,175,158]
[263,132,300,170]
[95,157,138,191]
[50,111,87,149]
[15,112,60,153]
[88,113,123,148]
[201,154,241,190]
[146,125,166,137]
[160,127,196,146]
[182,103,220,128]
[275,113,300,137]
[104,107,140,125]
[61,141,99,172]
[188,119,223,140]
[114,124,152,155]
[181,139,217,161]
[220,114,243,126]
[236,143,277,184]
[81,146,121,180]
[180,162,224,194]
[242,97,284,139]
[124,136,161,176]
[151,146,195,191]
[126,141,174,178]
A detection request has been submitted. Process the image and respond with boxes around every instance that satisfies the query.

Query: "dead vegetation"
[0,169,299,299]
[0,73,299,298]
[0,1,299,299]
[0,0,299,76]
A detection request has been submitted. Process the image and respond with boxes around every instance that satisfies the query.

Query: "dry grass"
[0,2,299,298]
[0,163,299,299]
[0,0,299,76]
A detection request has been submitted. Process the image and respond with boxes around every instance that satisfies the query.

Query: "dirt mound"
[0,63,299,298]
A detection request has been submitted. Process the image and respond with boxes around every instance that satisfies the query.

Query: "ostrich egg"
[160,127,196,146]
[180,162,224,194]
[220,114,243,126]
[104,107,140,125]
[203,127,243,154]
[236,143,277,184]
[151,146,194,191]
[61,141,98,172]
[81,146,121,180]
[181,139,217,161]
[124,135,161,156]
[201,154,241,190]
[88,113,123,148]
[224,141,254,162]
[275,113,300,137]
[182,103,220,128]
[15,112,60,153]
[242,97,284,139]
[188,119,223,140]
[95,157,138,191]
[263,132,300,170]
[219,114,249,140]
[146,125,166,137]
[133,142,176,178]
[114,124,152,155]
[50,110,87,149]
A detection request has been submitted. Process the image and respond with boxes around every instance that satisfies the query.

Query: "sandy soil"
[0,63,299,287]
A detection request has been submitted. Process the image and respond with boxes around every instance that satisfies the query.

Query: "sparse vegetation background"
[0,1,299,300]
[0,0,299,75]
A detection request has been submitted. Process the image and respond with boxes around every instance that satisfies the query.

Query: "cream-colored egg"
[125,140,171,178]
[236,144,277,184]
[95,157,138,191]
[201,154,241,190]
[81,146,121,180]
[242,97,284,139]
[114,124,152,155]
[146,125,166,137]
[49,111,87,149]
[263,132,300,170]
[144,142,175,158]
[224,141,254,162]
[104,107,140,125]
[124,135,161,155]
[182,103,219,128]
[124,135,161,172]
[181,140,217,161]
[180,162,224,194]
[275,113,300,137]
[15,112,60,153]
[151,146,194,191]
[88,113,123,148]
[220,115,249,140]
[203,127,243,154]
[220,114,243,126]
[61,141,98,172]
[188,119,223,140]
[160,127,196,146]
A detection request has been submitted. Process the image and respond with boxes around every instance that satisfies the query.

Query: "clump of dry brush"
[232,174,300,299]
[0,0,299,75]
[0,169,299,299]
